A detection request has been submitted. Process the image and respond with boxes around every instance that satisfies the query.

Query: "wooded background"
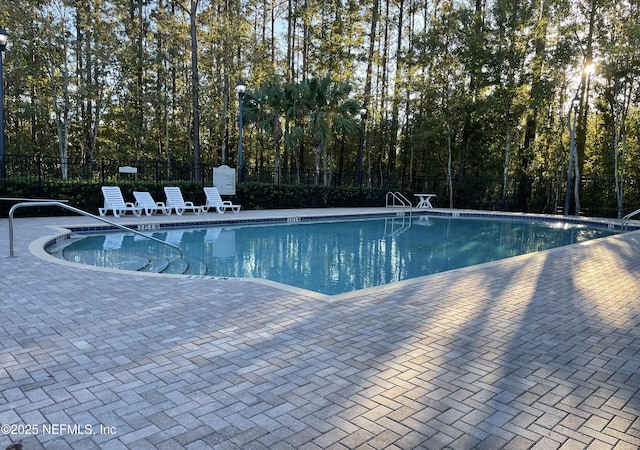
[0,0,639,216]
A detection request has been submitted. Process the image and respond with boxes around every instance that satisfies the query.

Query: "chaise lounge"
[164,186,203,215]
[133,191,172,216]
[203,187,241,214]
[99,186,142,218]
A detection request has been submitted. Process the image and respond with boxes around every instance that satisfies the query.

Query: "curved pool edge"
[29,208,640,300]
[28,225,329,301]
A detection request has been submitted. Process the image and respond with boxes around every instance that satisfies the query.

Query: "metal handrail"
[394,191,413,207]
[8,201,183,259]
[385,191,413,216]
[622,208,640,221]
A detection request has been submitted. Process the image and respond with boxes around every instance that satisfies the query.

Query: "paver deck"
[1,208,639,449]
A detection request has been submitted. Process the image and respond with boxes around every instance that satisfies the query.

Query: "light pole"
[563,94,580,216]
[356,106,367,187]
[235,80,247,183]
[0,27,8,178]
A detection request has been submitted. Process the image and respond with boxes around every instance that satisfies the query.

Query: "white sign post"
[212,165,236,195]
[118,166,138,182]
[118,166,138,174]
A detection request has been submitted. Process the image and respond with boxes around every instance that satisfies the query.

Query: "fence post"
[591,177,597,216]
[306,170,311,207]
[37,154,42,190]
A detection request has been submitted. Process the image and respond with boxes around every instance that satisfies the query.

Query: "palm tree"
[282,81,307,182]
[243,77,360,185]
[243,79,286,184]
[305,77,361,185]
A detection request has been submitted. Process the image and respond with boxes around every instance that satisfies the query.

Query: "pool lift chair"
[164,186,203,215]
[99,186,143,218]
[203,187,241,214]
[133,191,172,216]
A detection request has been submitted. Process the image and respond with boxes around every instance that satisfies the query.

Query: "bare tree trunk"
[618,84,631,219]
[388,0,404,175]
[190,0,201,182]
[165,85,172,176]
[286,0,295,82]
[363,0,379,187]
[219,0,230,168]
[77,0,96,163]
[459,0,485,179]
[379,0,390,180]
[51,9,71,180]
[573,0,598,214]
[445,85,453,208]
[502,115,511,210]
[270,0,276,67]
[313,148,320,184]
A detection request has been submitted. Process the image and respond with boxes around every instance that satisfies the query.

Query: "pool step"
[141,256,208,276]
[60,246,209,277]
[63,249,150,271]
[139,256,172,273]
[162,257,189,274]
[182,257,208,276]
[46,234,86,257]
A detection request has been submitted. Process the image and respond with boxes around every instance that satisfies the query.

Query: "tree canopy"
[1,0,640,215]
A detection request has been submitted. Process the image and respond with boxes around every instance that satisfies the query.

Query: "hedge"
[0,179,392,217]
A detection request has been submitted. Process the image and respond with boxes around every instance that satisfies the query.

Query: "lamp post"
[0,27,8,178]
[235,80,247,183]
[356,106,367,187]
[563,94,580,216]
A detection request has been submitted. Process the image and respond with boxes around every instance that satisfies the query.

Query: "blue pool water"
[56,215,620,295]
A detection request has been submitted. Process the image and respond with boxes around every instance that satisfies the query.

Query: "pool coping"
[32,207,640,301]
[49,207,639,233]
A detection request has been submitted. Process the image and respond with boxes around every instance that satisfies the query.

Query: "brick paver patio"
[1,209,639,449]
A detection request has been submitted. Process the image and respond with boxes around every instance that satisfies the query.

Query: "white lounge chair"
[203,187,241,214]
[164,186,203,215]
[99,186,142,218]
[133,191,172,216]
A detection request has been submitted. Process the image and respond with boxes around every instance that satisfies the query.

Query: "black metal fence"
[1,154,196,184]
[1,153,638,217]
[0,153,427,190]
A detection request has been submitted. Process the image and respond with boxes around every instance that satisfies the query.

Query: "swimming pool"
[53,213,621,295]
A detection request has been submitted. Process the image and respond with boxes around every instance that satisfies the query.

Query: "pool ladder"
[386,191,413,216]
[6,200,183,259]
